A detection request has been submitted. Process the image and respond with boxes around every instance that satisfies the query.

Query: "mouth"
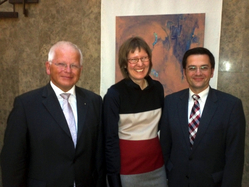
[193,77,204,82]
[136,69,144,72]
[62,76,73,79]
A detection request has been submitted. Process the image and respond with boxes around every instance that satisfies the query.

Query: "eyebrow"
[187,64,209,67]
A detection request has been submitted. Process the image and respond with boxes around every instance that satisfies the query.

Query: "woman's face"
[127,48,150,82]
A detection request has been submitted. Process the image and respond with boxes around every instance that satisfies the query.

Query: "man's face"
[45,46,82,92]
[184,54,214,94]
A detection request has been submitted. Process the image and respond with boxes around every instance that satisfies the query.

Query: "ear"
[210,68,214,78]
[183,69,187,78]
[45,61,51,75]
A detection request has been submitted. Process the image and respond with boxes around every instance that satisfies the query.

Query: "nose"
[136,58,143,66]
[195,68,202,74]
[64,65,72,72]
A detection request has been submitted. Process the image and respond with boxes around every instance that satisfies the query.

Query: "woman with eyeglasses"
[103,36,167,187]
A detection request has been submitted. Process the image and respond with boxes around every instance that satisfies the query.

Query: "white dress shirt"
[188,86,209,123]
[50,81,78,132]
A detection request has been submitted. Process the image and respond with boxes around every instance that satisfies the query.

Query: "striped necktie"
[188,94,201,148]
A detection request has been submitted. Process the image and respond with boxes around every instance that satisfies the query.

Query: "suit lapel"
[42,84,72,138]
[75,87,88,141]
[178,90,192,152]
[191,88,218,151]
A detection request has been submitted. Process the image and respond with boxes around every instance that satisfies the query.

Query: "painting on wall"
[115,13,205,96]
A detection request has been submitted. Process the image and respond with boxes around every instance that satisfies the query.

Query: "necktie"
[188,94,201,147]
[61,93,77,147]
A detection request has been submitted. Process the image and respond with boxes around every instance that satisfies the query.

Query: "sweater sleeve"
[103,87,122,186]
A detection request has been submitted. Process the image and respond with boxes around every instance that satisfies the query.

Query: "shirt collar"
[189,86,210,101]
[125,76,153,89]
[50,81,76,98]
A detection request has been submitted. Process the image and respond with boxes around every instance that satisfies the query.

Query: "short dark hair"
[118,36,152,78]
[182,47,215,69]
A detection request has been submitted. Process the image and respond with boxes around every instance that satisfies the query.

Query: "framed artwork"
[101,0,223,97]
[115,14,205,95]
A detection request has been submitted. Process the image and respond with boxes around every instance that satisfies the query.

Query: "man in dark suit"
[160,47,245,187]
[1,41,106,187]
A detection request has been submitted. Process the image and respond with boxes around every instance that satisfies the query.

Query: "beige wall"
[0,0,248,186]
[219,0,249,186]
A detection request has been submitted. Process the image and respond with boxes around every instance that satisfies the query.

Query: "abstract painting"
[115,14,205,96]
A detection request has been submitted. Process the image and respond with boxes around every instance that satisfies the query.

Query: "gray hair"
[48,41,83,65]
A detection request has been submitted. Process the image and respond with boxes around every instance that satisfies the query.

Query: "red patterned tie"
[188,94,200,148]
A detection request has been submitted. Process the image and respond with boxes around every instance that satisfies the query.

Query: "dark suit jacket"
[160,88,245,187]
[1,83,106,187]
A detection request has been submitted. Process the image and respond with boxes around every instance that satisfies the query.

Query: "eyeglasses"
[50,62,81,71]
[187,65,210,72]
[128,56,149,64]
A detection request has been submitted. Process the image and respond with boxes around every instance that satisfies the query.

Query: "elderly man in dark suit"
[160,47,245,187]
[1,41,106,187]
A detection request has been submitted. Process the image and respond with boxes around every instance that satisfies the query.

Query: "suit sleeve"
[103,88,122,187]
[94,95,107,187]
[1,96,28,187]
[159,96,172,178]
[222,98,245,187]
